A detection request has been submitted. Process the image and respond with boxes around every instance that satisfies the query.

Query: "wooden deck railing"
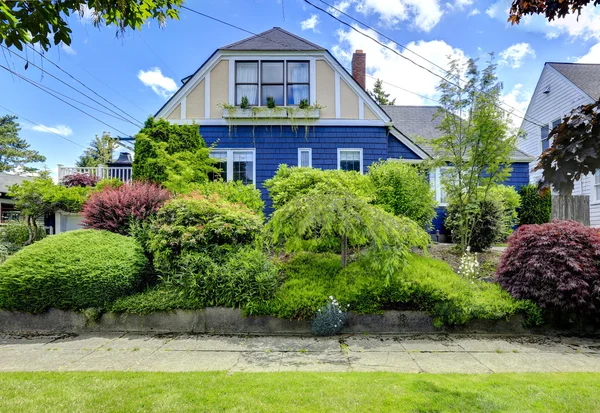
[57,165,133,183]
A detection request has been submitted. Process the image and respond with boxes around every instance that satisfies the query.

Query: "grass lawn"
[0,372,598,412]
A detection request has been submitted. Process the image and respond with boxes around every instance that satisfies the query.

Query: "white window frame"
[593,170,600,204]
[209,149,256,186]
[298,148,312,168]
[430,167,450,206]
[337,148,363,174]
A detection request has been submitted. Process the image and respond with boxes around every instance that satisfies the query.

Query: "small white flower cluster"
[457,251,480,282]
[312,295,349,336]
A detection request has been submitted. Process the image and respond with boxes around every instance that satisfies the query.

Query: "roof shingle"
[548,62,600,100]
[220,27,324,51]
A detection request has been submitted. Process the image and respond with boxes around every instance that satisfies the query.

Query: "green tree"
[268,189,430,274]
[132,117,215,193]
[1,0,182,52]
[427,56,518,252]
[76,132,116,167]
[368,79,396,105]
[0,115,45,173]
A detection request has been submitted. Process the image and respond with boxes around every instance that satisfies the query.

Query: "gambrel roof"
[548,62,600,100]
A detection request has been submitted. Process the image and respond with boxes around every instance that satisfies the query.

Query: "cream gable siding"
[364,104,378,120]
[518,64,599,226]
[186,79,205,119]
[210,60,229,119]
[340,79,359,119]
[316,59,336,119]
[167,103,181,120]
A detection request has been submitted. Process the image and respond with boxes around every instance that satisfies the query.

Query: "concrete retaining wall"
[0,308,537,335]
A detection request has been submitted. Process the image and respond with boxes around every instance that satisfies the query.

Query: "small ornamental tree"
[61,172,100,188]
[518,184,552,225]
[82,181,171,235]
[497,221,600,316]
[268,189,430,276]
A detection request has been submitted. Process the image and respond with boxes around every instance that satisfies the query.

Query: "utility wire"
[0,104,87,149]
[304,0,546,128]
[137,32,180,80]
[366,74,443,105]
[0,63,133,136]
[25,45,144,126]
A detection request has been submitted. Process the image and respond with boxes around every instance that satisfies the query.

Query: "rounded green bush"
[0,229,149,313]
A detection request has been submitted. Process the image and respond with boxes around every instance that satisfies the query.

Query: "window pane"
[288,62,309,83]
[209,152,228,181]
[236,85,258,105]
[541,125,550,151]
[233,151,253,185]
[340,151,360,161]
[596,185,600,202]
[262,62,283,83]
[236,62,258,83]
[288,85,309,106]
[261,85,284,106]
[596,171,600,185]
[552,119,561,128]
[340,151,360,172]
[300,150,310,167]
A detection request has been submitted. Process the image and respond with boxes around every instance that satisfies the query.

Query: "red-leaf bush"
[61,172,100,188]
[82,181,171,235]
[496,220,600,316]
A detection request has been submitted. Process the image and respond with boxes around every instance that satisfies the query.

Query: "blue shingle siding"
[199,125,389,211]
[387,135,421,159]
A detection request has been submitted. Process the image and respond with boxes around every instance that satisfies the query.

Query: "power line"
[0,104,86,149]
[25,45,144,126]
[137,32,180,80]
[0,63,133,136]
[366,74,442,105]
[3,46,142,127]
[304,0,546,128]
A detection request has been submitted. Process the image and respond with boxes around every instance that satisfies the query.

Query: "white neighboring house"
[519,62,600,227]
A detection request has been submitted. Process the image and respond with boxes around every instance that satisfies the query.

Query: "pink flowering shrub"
[496,220,600,316]
[82,181,171,235]
[61,172,100,188]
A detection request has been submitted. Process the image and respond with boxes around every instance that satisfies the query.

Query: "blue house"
[155,27,532,236]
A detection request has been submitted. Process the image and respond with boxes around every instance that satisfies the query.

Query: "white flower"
[329,296,333,300]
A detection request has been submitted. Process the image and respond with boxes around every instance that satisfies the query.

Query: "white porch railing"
[57,165,133,183]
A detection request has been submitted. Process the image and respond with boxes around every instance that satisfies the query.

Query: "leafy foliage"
[61,172,100,188]
[132,118,215,193]
[0,115,45,173]
[312,296,348,336]
[368,160,437,228]
[485,185,521,240]
[368,78,396,105]
[518,184,552,225]
[497,220,600,316]
[82,181,171,235]
[0,219,45,255]
[427,57,518,252]
[508,0,600,24]
[264,164,374,210]
[147,193,263,274]
[191,180,264,216]
[446,197,504,252]
[76,132,117,167]
[0,230,149,313]
[269,188,430,270]
[0,0,182,51]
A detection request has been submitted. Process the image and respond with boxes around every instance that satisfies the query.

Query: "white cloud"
[60,43,76,55]
[455,0,473,9]
[499,42,535,68]
[331,0,444,32]
[332,25,469,105]
[501,83,532,128]
[78,5,98,23]
[31,124,73,136]
[485,1,504,18]
[577,42,600,63]
[301,14,320,32]
[328,0,352,16]
[137,67,178,98]
[468,8,480,16]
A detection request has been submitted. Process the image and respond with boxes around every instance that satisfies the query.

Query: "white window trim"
[593,171,600,204]
[431,167,450,207]
[298,148,312,167]
[337,148,363,174]
[210,148,256,186]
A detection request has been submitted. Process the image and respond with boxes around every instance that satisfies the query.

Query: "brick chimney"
[351,50,366,90]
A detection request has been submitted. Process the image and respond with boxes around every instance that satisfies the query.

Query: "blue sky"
[2,0,600,175]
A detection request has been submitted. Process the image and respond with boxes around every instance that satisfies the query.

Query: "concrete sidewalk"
[1,333,599,373]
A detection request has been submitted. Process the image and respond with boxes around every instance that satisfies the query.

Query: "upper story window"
[235,60,309,107]
[541,118,561,152]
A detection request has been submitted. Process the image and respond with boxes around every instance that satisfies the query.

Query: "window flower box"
[222,108,288,119]
[288,108,321,119]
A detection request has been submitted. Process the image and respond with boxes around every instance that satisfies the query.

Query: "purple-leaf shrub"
[82,181,171,235]
[496,220,600,315]
[61,172,100,188]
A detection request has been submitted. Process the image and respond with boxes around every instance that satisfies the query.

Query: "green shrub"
[0,220,46,252]
[485,185,521,240]
[445,198,505,252]
[518,184,552,225]
[0,230,149,313]
[368,160,437,228]
[111,286,200,315]
[93,178,123,192]
[263,164,374,209]
[147,193,263,273]
[192,180,264,215]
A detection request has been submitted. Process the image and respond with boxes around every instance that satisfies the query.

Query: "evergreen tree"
[76,133,117,167]
[369,79,396,105]
[0,115,45,173]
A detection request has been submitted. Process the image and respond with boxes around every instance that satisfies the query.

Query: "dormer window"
[235,59,309,107]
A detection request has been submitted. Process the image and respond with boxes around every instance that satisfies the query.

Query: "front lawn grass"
[0,372,598,412]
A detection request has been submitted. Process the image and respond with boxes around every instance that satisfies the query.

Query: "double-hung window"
[235,62,258,106]
[298,148,312,167]
[209,150,255,185]
[338,149,362,173]
[235,60,309,107]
